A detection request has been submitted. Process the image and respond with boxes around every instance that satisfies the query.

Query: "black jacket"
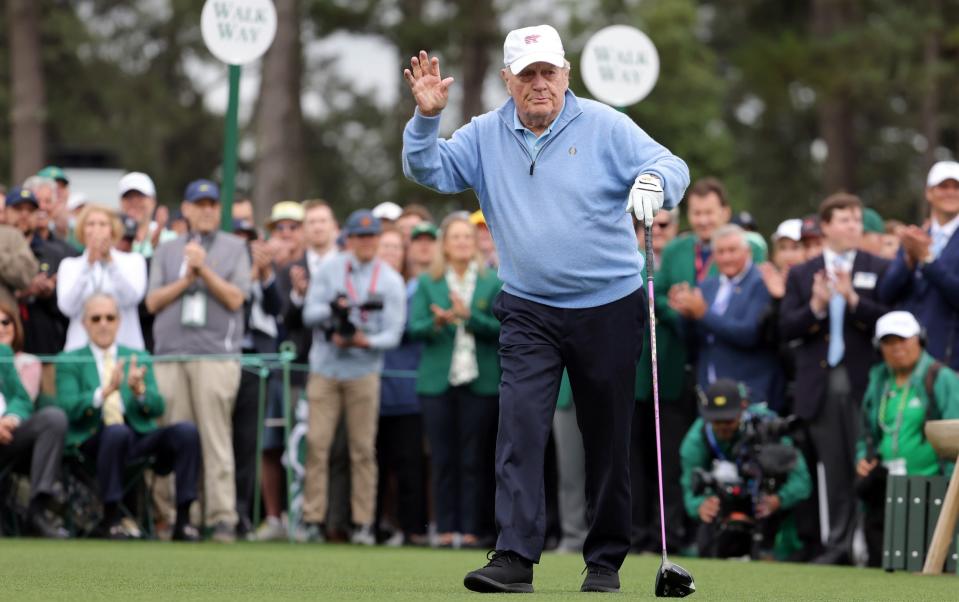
[779,251,890,420]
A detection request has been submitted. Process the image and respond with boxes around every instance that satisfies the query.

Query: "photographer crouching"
[856,311,959,567]
[680,379,812,560]
[301,210,406,544]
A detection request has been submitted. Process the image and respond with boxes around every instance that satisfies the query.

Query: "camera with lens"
[325,293,384,341]
[691,413,801,558]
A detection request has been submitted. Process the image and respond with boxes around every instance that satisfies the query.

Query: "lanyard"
[878,379,912,456]
[704,423,728,462]
[694,241,713,283]
[344,259,381,321]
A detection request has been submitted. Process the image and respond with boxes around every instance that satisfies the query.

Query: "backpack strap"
[924,361,944,424]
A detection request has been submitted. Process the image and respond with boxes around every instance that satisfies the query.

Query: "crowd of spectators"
[1,162,958,568]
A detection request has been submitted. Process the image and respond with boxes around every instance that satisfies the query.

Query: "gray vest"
[149,232,251,356]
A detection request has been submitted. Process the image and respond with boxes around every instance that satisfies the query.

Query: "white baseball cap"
[926,161,959,188]
[503,25,565,75]
[875,310,922,340]
[118,172,156,198]
[771,218,803,243]
[66,192,88,212]
[372,201,403,221]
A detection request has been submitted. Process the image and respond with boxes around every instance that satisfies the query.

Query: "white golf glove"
[627,173,664,224]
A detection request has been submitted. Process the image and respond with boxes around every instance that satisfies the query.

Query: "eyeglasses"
[88,314,117,324]
[0,318,12,327]
[272,223,301,232]
[651,221,671,230]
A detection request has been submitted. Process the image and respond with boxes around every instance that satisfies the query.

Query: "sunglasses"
[88,314,117,324]
[272,223,301,232]
[0,318,12,327]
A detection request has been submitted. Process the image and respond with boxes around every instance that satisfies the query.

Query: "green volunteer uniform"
[857,351,959,476]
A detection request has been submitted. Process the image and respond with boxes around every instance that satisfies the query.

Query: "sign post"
[580,25,660,109]
[200,0,277,231]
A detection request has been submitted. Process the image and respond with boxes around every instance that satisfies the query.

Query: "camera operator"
[856,311,959,566]
[301,209,406,545]
[680,379,811,559]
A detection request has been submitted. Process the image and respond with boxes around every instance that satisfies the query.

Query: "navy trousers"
[492,289,644,569]
[81,422,200,506]
[421,388,498,535]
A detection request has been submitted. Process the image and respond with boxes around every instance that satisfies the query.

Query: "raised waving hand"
[403,50,454,117]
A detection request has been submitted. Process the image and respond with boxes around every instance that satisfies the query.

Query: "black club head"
[655,559,696,598]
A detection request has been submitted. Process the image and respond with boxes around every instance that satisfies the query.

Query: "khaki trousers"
[153,359,241,527]
[303,372,380,526]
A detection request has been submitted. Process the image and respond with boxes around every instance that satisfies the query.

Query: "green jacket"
[856,351,959,475]
[0,344,34,421]
[408,268,502,397]
[55,345,165,448]
[679,404,811,520]
[636,233,767,401]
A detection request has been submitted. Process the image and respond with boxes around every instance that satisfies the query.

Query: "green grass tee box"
[1,540,957,601]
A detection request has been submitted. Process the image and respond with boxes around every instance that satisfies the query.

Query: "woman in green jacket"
[856,311,959,566]
[408,214,502,548]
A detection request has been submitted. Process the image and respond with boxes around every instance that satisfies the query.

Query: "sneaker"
[384,531,405,547]
[580,565,620,593]
[211,521,236,543]
[464,550,534,594]
[297,522,326,543]
[350,524,376,546]
[255,516,288,542]
[28,510,69,539]
[172,524,201,542]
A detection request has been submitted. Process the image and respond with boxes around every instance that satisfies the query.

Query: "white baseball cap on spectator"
[118,172,156,198]
[503,25,565,75]
[771,218,802,243]
[875,310,922,341]
[66,192,88,212]
[372,201,403,222]
[926,161,959,187]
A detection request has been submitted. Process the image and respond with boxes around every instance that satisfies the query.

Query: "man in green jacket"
[0,344,68,537]
[680,379,811,559]
[856,310,959,565]
[55,293,201,540]
[634,178,767,550]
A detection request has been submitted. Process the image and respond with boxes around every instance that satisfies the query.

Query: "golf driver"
[644,222,697,598]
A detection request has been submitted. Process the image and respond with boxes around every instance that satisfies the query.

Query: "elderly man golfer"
[402,25,689,593]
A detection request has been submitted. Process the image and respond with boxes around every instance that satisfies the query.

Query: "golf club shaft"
[644,222,669,564]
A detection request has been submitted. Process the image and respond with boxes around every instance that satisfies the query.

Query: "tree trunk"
[811,0,857,195]
[7,0,47,183]
[919,0,942,221]
[252,0,305,222]
[458,0,497,123]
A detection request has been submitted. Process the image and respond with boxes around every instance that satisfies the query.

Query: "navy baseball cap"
[344,209,382,236]
[183,179,220,203]
[5,187,39,208]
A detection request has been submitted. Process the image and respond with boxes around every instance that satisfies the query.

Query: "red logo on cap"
[361,217,371,227]
[524,34,541,44]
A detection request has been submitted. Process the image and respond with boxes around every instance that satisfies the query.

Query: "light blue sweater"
[402,90,689,308]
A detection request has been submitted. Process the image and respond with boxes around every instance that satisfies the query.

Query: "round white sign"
[580,25,660,107]
[201,0,277,66]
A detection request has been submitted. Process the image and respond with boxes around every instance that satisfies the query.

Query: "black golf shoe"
[581,565,620,593]
[463,550,534,593]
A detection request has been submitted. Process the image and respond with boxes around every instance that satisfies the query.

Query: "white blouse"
[57,248,147,351]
